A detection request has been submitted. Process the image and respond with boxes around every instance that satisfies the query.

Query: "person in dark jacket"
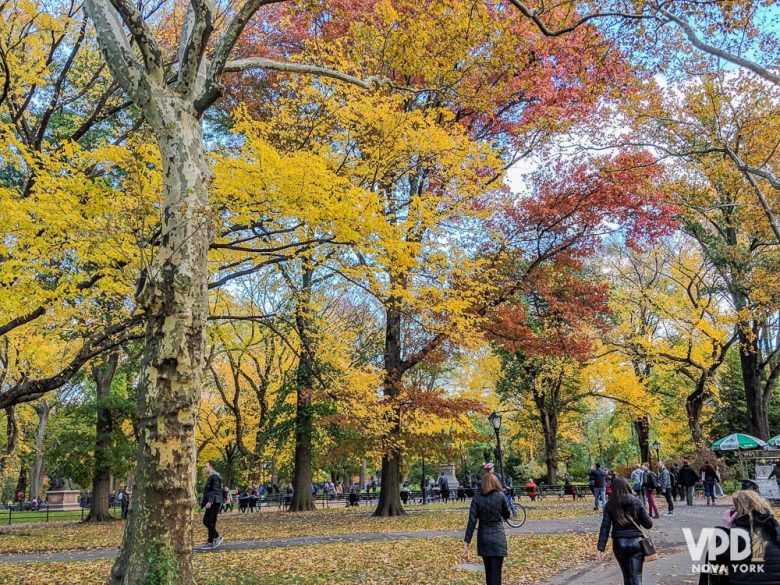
[199,461,224,549]
[701,462,719,506]
[597,476,654,585]
[710,490,780,585]
[678,459,699,506]
[590,463,607,511]
[438,472,450,503]
[463,472,511,585]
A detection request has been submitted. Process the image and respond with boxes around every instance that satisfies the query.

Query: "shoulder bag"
[629,516,658,562]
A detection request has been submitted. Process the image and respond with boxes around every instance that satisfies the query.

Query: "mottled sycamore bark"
[108,93,211,585]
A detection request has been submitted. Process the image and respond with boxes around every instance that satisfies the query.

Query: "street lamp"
[653,440,661,464]
[421,453,427,505]
[488,412,505,487]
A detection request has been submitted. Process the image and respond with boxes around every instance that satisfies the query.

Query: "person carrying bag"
[597,476,654,585]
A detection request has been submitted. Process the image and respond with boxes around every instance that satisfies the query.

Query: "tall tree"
[86,351,119,522]
[79,0,388,579]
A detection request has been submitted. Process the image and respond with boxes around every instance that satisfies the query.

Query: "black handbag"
[629,516,658,561]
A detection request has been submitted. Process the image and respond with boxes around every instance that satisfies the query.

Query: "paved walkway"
[0,500,724,585]
[0,514,599,563]
[542,503,725,585]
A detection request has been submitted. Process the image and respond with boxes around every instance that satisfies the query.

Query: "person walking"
[658,461,674,516]
[597,476,654,585]
[199,460,225,549]
[591,463,607,511]
[630,464,645,505]
[678,459,698,506]
[221,485,233,513]
[463,471,511,585]
[700,462,719,506]
[119,487,130,520]
[642,463,659,519]
[669,463,680,501]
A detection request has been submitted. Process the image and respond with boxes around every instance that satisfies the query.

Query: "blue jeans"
[594,487,606,509]
[703,480,716,499]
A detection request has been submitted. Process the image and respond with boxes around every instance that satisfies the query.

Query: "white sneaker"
[195,542,211,550]
[663,511,674,516]
[212,536,224,549]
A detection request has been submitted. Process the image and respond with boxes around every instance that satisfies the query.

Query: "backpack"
[644,471,657,490]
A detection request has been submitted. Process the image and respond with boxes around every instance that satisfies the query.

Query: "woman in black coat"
[463,470,511,585]
[597,476,653,585]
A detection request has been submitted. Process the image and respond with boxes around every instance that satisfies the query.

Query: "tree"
[602,242,736,445]
[78,0,393,579]
[486,151,674,483]
[86,352,119,522]
[496,352,588,484]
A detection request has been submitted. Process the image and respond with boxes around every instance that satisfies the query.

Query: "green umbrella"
[712,433,767,451]
[768,435,780,448]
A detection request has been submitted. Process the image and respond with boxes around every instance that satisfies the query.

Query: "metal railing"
[1,500,123,525]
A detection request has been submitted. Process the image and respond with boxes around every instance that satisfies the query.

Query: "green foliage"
[45,365,136,488]
[144,538,180,585]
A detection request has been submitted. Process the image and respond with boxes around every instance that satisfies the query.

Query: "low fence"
[1,500,123,525]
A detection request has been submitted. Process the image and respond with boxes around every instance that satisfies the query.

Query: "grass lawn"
[0,500,596,554]
[0,533,597,585]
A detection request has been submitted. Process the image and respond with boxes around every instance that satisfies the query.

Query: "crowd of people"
[591,458,780,585]
[587,458,725,517]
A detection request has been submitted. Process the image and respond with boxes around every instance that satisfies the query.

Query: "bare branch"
[657,7,780,87]
[177,0,215,95]
[222,58,394,90]
[506,0,649,37]
[84,0,143,96]
[105,0,165,79]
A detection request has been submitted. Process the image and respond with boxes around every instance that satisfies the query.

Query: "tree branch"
[83,0,143,96]
[657,7,780,86]
[221,58,395,90]
[197,0,288,110]
[177,0,215,95]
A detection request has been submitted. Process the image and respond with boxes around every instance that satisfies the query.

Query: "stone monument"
[46,469,81,511]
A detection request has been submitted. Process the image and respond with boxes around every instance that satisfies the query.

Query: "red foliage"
[485,261,610,360]
[484,151,677,361]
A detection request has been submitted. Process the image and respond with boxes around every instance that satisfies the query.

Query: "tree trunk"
[634,416,650,463]
[289,380,314,511]
[30,401,50,500]
[291,267,316,512]
[374,304,404,517]
[87,352,119,522]
[739,330,771,439]
[540,411,558,485]
[109,94,211,585]
[15,466,28,499]
[686,376,707,447]
[0,407,18,489]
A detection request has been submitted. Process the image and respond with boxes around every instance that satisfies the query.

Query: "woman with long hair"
[597,476,654,585]
[463,471,511,585]
[718,490,780,584]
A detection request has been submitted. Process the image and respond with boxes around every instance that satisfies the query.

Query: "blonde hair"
[481,472,503,496]
[733,490,774,519]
